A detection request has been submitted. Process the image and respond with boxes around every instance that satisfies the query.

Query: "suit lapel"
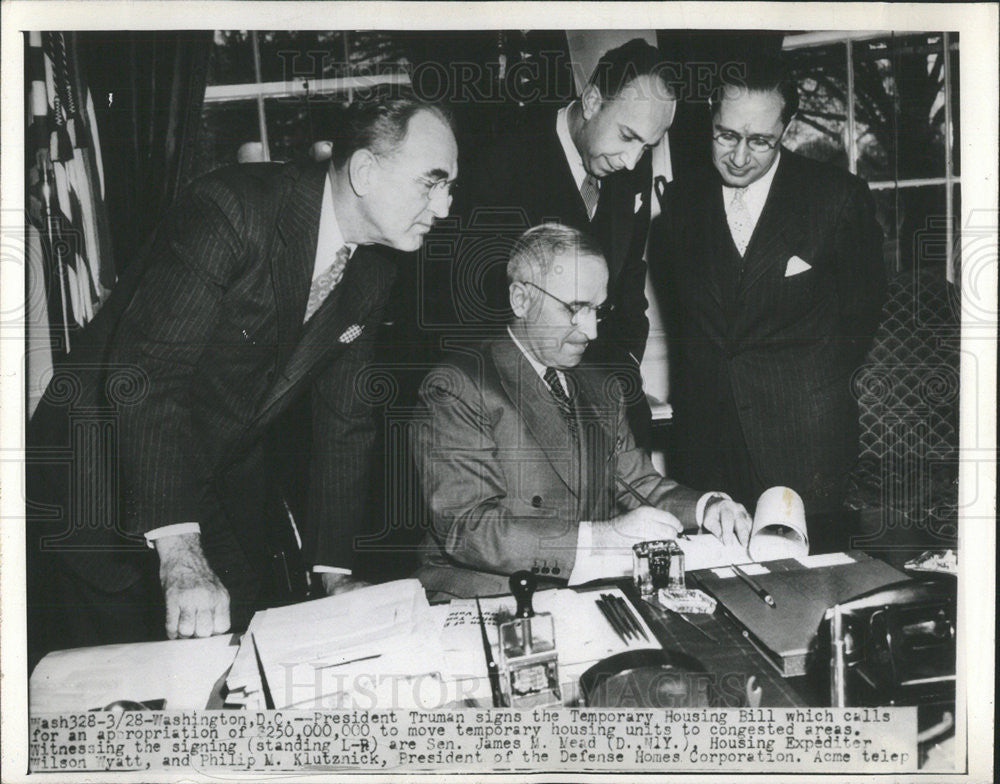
[703,184,733,311]
[592,172,634,282]
[738,152,805,295]
[491,338,579,499]
[270,163,327,371]
[254,245,393,424]
[541,119,590,227]
[568,366,618,521]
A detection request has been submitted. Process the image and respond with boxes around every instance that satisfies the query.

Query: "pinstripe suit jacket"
[29,161,396,593]
[411,335,701,599]
[662,149,886,509]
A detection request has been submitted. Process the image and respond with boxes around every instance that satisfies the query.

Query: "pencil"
[732,564,776,608]
[595,597,630,644]
[601,594,636,641]
[611,594,650,642]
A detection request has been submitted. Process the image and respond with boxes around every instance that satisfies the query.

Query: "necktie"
[304,245,351,322]
[543,367,578,439]
[580,174,600,221]
[727,187,753,257]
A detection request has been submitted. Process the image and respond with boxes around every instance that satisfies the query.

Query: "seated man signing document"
[412,224,751,598]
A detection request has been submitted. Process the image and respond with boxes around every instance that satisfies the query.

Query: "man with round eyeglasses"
[661,53,887,551]
[412,223,751,598]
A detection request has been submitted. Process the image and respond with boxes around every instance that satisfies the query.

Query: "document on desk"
[30,635,238,712]
[238,579,460,710]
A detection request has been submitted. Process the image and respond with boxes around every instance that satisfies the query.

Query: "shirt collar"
[507,325,567,390]
[722,149,781,217]
[315,171,356,279]
[556,103,590,191]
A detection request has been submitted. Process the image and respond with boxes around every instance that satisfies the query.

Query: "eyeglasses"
[372,153,458,201]
[713,130,781,153]
[523,281,613,324]
[415,175,459,201]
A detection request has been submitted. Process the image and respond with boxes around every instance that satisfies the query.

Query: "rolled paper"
[748,486,809,561]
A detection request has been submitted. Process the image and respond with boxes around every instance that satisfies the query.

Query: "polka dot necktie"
[727,187,753,257]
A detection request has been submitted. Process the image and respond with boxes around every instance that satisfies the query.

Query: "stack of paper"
[226,579,461,710]
[31,635,238,712]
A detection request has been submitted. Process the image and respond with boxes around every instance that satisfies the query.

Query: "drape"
[26,30,212,419]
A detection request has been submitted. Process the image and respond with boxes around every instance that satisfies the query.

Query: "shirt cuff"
[144,523,201,548]
[312,566,352,575]
[696,491,732,529]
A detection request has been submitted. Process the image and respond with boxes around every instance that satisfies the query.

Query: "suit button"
[541,566,550,575]
[552,567,560,575]
[531,495,543,508]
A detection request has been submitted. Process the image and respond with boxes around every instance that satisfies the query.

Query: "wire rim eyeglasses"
[522,281,614,324]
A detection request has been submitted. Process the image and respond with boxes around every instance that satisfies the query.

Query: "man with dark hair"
[439,37,678,448]
[27,86,458,659]
[413,224,750,598]
[661,53,886,550]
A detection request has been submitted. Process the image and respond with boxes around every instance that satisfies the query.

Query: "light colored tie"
[727,187,753,257]
[580,174,600,221]
[304,245,351,322]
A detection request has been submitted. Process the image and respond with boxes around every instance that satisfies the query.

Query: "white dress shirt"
[148,175,354,576]
[555,103,596,194]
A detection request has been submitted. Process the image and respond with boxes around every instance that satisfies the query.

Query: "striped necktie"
[304,245,351,322]
[544,367,578,439]
[580,174,600,221]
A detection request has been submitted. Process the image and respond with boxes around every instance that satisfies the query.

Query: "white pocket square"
[338,324,363,343]
[784,256,812,277]
[634,192,644,213]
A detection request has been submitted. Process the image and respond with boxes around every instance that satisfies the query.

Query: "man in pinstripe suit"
[27,87,458,659]
[662,55,885,549]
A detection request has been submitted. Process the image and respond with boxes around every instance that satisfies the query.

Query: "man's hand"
[702,496,753,546]
[155,533,230,640]
[594,505,685,550]
[319,573,371,596]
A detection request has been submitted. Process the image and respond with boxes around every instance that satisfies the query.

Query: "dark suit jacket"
[411,335,701,599]
[444,106,653,362]
[27,161,396,599]
[661,149,886,509]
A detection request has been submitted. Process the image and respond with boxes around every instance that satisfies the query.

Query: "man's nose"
[730,139,752,167]
[427,189,451,218]
[623,143,644,171]
[577,309,599,340]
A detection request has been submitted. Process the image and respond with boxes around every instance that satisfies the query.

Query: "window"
[191,31,411,179]
[783,32,960,279]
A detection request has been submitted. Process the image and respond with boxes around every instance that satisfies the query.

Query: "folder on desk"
[692,552,906,677]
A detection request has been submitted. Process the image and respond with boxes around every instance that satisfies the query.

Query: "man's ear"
[580,84,603,121]
[347,149,377,196]
[509,281,529,318]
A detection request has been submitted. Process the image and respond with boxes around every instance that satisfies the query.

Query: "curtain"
[26,30,212,419]
[26,31,113,415]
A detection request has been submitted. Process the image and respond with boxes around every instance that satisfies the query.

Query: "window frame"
[783,30,960,278]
